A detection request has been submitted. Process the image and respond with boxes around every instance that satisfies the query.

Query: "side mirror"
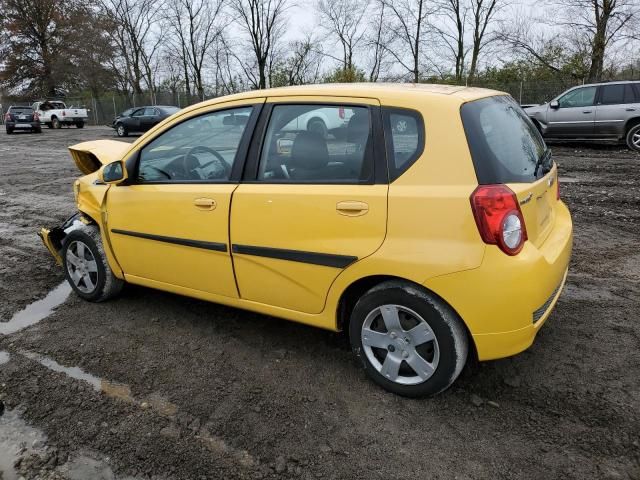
[99,160,128,184]
[550,100,560,109]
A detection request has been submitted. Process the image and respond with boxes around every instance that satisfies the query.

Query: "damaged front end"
[39,138,131,267]
[38,213,94,266]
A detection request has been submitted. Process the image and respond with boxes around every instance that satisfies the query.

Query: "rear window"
[461,96,549,184]
[9,107,33,113]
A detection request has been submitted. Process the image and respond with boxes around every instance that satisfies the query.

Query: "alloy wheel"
[361,304,440,385]
[66,240,99,293]
[633,131,640,149]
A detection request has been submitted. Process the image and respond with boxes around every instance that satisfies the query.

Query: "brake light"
[62,110,66,116]
[470,185,528,256]
[4,113,11,121]
[338,107,345,119]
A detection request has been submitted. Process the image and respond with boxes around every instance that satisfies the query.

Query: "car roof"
[186,83,503,111]
[577,80,639,88]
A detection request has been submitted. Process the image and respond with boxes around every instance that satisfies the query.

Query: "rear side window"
[600,84,625,105]
[461,96,549,184]
[383,108,424,182]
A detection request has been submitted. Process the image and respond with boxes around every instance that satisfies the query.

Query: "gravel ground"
[1,126,639,480]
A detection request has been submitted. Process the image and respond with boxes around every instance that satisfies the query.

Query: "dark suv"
[524,81,640,152]
[5,105,42,134]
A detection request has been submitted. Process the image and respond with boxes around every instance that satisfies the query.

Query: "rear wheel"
[349,281,468,397]
[62,225,124,302]
[626,123,640,152]
[35,127,42,134]
[6,128,13,135]
[51,117,61,129]
[76,121,84,128]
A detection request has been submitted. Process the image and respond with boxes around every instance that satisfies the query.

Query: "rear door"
[230,97,388,314]
[595,83,639,137]
[141,107,158,130]
[546,85,597,137]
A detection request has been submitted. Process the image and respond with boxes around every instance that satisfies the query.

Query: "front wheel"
[116,123,128,137]
[626,124,640,152]
[62,225,124,302]
[349,281,469,397]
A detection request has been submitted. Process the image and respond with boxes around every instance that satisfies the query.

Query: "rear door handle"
[336,201,369,216]
[194,198,216,210]
[626,108,636,111]
[582,110,592,114]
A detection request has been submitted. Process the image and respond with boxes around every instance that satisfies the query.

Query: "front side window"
[558,86,597,108]
[257,104,372,183]
[137,106,253,183]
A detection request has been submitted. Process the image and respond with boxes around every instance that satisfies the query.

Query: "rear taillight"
[470,185,528,256]
[33,112,39,121]
[4,113,11,121]
[62,110,66,116]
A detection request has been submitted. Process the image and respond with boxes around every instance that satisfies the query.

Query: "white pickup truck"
[32,101,88,129]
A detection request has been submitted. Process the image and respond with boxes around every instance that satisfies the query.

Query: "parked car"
[33,101,88,129]
[523,80,640,152]
[113,106,180,137]
[5,105,41,134]
[38,84,572,397]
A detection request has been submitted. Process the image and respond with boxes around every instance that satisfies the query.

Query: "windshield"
[461,95,551,184]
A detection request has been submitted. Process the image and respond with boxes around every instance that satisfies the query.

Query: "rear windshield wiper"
[534,148,552,178]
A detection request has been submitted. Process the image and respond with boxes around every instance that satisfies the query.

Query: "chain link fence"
[1,77,637,126]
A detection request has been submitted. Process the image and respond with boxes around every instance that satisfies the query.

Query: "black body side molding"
[110,229,227,252]
[231,244,357,268]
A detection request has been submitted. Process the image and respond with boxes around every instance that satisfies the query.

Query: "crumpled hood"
[68,140,131,175]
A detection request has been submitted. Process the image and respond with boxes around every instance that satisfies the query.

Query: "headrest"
[290,131,329,170]
[347,110,370,145]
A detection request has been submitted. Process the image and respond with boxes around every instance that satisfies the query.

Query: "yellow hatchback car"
[39,84,572,396]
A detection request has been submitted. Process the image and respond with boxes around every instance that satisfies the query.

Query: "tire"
[626,123,640,152]
[115,123,128,137]
[307,118,328,138]
[349,280,469,397]
[76,121,84,129]
[35,128,42,134]
[61,224,124,302]
[6,128,13,135]
[46,123,52,129]
[51,117,61,129]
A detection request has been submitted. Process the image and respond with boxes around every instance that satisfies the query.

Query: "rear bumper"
[425,201,573,361]
[7,122,40,129]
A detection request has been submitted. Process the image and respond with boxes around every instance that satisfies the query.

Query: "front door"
[106,101,263,297]
[546,85,597,137]
[230,98,388,314]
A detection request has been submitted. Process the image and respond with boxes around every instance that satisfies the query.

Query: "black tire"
[6,128,13,135]
[76,121,85,128]
[35,128,42,134]
[51,117,61,129]
[626,123,640,152]
[115,123,128,137]
[61,224,124,302]
[307,118,327,138]
[349,280,469,397]
[46,123,52,129]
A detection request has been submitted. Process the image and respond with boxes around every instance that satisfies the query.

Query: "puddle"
[0,351,9,365]
[0,282,71,335]
[19,350,178,417]
[0,408,47,480]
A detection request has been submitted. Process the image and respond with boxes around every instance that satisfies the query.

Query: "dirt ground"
[0,126,639,480]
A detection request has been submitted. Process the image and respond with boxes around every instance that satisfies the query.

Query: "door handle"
[194,198,216,210]
[626,108,636,112]
[336,201,369,216]
[582,110,592,114]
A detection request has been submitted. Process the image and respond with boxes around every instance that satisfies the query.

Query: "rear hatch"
[9,107,36,123]
[461,95,557,248]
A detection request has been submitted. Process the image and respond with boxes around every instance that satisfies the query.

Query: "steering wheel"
[181,145,230,180]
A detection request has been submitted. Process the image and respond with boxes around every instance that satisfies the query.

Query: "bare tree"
[229,0,290,89]
[382,0,433,82]
[467,0,501,81]
[167,0,224,98]
[100,0,165,94]
[435,0,468,81]
[316,0,369,71]
[365,0,392,81]
[270,36,324,86]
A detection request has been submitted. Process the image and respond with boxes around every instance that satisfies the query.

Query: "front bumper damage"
[38,213,92,266]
